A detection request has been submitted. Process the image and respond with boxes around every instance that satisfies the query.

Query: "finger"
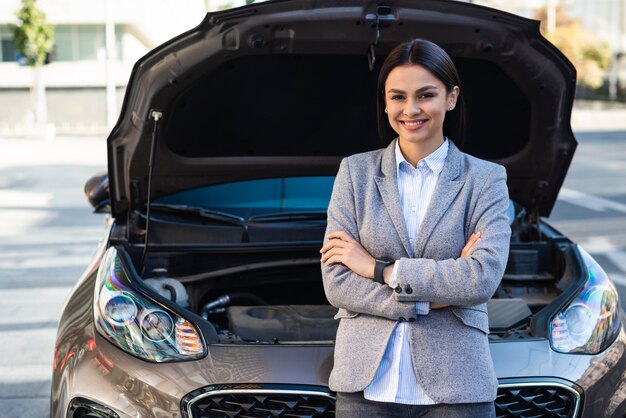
[326,230,355,243]
[467,235,481,249]
[320,247,345,263]
[461,239,475,257]
[325,231,346,240]
[466,232,480,244]
[323,254,345,267]
[320,239,349,255]
[320,242,333,253]
[320,237,350,253]
[461,237,481,257]
[461,240,475,254]
[320,247,334,263]
[464,238,478,251]
[462,232,480,250]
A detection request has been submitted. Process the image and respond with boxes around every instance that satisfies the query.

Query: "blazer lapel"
[374,140,412,257]
[413,141,465,258]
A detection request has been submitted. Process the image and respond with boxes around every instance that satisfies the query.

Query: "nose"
[403,97,421,116]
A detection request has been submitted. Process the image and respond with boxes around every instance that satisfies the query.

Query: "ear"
[448,86,460,109]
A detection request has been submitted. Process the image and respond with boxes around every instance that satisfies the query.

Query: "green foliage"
[10,0,54,67]
[535,6,612,89]
[546,22,612,89]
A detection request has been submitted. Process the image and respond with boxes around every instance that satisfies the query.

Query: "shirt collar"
[395,138,449,176]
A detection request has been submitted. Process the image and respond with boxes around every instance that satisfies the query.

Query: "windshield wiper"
[146,203,245,226]
[145,205,326,225]
[248,211,327,223]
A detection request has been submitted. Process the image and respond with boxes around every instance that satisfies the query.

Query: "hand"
[431,231,481,310]
[461,231,481,257]
[320,231,376,279]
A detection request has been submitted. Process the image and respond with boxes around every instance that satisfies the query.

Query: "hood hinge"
[365,4,396,71]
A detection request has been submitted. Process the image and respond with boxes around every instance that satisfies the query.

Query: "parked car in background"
[51,1,626,417]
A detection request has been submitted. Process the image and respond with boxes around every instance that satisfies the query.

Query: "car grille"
[193,393,334,417]
[182,385,335,418]
[183,383,580,418]
[495,384,581,418]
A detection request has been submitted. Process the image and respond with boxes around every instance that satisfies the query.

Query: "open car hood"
[107,0,576,219]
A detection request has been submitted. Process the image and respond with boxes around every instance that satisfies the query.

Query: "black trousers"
[335,391,496,418]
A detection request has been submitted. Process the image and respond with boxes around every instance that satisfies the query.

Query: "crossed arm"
[320,230,481,310]
[320,158,510,318]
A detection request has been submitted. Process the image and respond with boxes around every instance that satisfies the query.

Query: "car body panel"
[107,0,576,218]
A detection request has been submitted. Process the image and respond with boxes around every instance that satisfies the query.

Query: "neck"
[398,136,444,167]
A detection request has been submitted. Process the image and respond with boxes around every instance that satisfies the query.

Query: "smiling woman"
[320,39,510,417]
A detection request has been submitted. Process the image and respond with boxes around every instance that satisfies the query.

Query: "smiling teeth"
[404,120,425,127]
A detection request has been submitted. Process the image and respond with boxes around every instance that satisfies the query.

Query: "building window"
[0,25,18,63]
[53,24,123,62]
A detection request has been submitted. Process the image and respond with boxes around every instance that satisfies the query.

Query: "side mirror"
[84,173,110,213]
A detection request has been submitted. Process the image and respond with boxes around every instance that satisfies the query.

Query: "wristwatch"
[374,259,393,284]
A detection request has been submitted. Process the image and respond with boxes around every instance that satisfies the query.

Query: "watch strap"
[374,259,392,284]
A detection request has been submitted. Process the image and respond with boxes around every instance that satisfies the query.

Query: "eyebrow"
[387,84,439,94]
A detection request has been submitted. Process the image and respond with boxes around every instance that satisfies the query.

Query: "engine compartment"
[131,221,577,344]
[227,305,338,342]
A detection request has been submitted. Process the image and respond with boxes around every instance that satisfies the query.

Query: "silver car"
[51,1,626,417]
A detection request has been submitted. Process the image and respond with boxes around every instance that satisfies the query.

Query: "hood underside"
[108,0,577,219]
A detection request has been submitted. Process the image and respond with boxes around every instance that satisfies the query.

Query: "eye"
[390,94,404,100]
[418,92,435,99]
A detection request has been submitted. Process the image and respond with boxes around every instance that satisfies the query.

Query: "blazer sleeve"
[321,158,418,321]
[393,164,511,306]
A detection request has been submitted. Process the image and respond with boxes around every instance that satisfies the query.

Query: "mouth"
[400,119,428,129]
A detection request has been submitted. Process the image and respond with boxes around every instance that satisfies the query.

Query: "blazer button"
[394,286,402,293]
[405,285,413,294]
[408,317,416,322]
[398,317,406,322]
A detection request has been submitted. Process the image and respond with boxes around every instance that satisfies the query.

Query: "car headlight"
[550,245,622,354]
[93,247,205,362]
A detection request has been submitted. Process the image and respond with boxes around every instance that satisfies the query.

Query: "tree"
[10,0,55,132]
[535,5,611,89]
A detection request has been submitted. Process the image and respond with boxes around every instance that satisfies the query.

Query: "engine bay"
[133,226,575,344]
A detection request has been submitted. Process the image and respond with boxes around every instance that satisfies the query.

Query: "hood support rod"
[365,4,395,71]
[141,109,163,276]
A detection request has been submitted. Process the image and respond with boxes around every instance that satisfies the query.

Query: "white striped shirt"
[363,138,449,404]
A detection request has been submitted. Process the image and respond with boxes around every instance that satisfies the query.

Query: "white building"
[0,0,250,137]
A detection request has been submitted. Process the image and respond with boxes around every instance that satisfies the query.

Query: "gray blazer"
[321,139,511,404]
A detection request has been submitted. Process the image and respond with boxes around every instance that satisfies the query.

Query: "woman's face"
[384,64,458,150]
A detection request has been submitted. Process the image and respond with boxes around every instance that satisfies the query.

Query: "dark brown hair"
[377,38,466,149]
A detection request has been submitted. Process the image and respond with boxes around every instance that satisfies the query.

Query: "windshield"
[153,176,335,218]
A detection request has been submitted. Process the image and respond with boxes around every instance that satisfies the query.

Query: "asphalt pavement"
[550,106,626,296]
[0,105,625,418]
[0,138,108,418]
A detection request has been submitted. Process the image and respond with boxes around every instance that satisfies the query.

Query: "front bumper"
[55,330,626,418]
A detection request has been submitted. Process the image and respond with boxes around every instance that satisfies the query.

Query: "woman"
[320,39,511,417]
